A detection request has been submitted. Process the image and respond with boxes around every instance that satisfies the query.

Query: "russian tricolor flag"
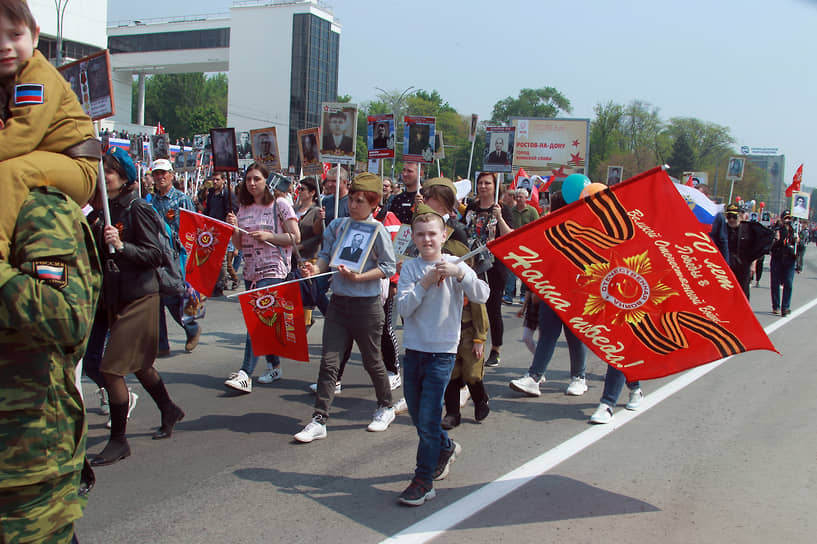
[14,84,44,106]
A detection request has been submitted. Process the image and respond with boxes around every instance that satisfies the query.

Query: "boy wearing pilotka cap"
[0,0,99,260]
[395,203,490,506]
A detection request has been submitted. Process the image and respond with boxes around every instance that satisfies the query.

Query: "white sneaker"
[590,403,613,424]
[509,375,543,397]
[393,397,408,414]
[97,387,109,415]
[367,406,395,432]
[309,381,341,394]
[459,386,470,408]
[565,376,588,396]
[388,372,402,390]
[106,389,139,429]
[625,388,644,410]
[294,418,327,443]
[225,370,252,393]
[257,366,282,384]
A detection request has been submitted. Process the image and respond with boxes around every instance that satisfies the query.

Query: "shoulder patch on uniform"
[14,84,44,106]
[33,259,68,289]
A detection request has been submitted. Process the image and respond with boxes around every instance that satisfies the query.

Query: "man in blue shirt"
[150,159,201,355]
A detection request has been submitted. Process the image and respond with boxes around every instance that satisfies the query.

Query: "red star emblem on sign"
[552,165,566,178]
[570,152,583,163]
[572,139,580,147]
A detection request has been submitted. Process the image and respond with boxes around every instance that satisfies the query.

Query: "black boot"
[441,377,462,430]
[91,402,131,466]
[143,378,185,439]
[470,380,490,422]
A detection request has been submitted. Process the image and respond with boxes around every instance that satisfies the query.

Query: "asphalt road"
[76,250,817,543]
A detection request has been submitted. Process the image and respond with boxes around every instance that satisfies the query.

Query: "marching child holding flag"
[395,203,489,506]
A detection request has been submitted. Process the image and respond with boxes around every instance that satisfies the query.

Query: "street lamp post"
[54,0,70,67]
[374,86,415,181]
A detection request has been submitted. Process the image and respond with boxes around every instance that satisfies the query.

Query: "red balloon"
[760,202,765,208]
[735,196,742,201]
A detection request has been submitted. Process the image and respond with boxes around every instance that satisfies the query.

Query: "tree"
[665,117,735,168]
[135,73,228,139]
[588,101,625,179]
[667,131,696,179]
[620,100,667,172]
[491,87,572,124]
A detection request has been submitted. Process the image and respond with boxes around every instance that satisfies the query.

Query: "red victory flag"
[178,209,233,296]
[785,164,803,198]
[488,166,776,382]
[238,282,309,361]
[155,122,165,135]
[685,173,695,187]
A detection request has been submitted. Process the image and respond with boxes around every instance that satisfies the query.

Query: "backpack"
[127,199,187,297]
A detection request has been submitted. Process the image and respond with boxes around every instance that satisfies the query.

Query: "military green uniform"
[0,50,98,259]
[0,186,102,543]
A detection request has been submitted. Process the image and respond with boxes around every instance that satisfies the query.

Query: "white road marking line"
[380,296,817,544]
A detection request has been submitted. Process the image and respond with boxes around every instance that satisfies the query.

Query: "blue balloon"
[562,173,591,203]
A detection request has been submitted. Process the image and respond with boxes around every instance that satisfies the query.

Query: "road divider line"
[380,296,817,544]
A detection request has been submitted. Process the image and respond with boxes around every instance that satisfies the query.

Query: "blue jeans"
[600,365,639,407]
[158,294,199,351]
[528,302,586,381]
[403,349,456,484]
[241,277,282,375]
[770,257,795,311]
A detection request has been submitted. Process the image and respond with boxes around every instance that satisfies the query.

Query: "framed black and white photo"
[150,134,170,161]
[210,128,238,172]
[57,50,115,121]
[606,166,623,186]
[329,220,379,273]
[727,157,745,180]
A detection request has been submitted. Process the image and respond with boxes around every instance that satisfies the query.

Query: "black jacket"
[94,191,163,308]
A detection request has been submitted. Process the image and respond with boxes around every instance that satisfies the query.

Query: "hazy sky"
[108,0,816,183]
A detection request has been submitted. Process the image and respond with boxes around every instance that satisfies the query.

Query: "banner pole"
[227,270,337,298]
[728,178,735,203]
[467,137,476,193]
[334,162,340,220]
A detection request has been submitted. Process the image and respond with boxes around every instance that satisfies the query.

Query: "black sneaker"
[441,412,461,430]
[433,440,462,481]
[398,478,435,506]
[485,351,500,367]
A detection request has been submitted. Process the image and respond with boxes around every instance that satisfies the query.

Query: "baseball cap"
[151,158,174,172]
[781,209,792,220]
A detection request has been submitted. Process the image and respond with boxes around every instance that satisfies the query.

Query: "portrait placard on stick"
[57,50,115,120]
[403,116,436,164]
[727,157,745,180]
[150,134,170,161]
[367,113,395,159]
[210,128,238,172]
[320,102,358,165]
[251,127,281,172]
[298,127,322,176]
[483,126,515,173]
[329,220,379,273]
[606,166,623,186]
[433,131,445,160]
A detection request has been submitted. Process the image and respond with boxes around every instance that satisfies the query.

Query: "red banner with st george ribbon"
[178,209,233,296]
[488,166,777,382]
[238,281,309,361]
